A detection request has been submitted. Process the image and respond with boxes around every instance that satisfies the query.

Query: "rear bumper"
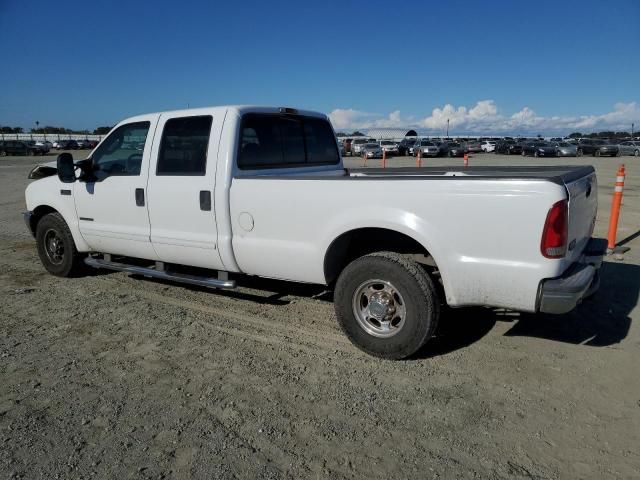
[537,238,607,314]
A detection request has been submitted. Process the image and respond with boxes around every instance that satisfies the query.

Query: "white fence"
[0,133,105,142]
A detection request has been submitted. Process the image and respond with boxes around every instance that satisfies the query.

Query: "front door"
[74,117,159,259]
[146,113,223,270]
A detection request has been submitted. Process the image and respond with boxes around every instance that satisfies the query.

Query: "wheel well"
[28,205,58,235]
[324,228,437,285]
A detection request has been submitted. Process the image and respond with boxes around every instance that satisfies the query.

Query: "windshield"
[558,142,570,147]
[420,141,434,146]
[381,141,393,145]
[365,143,378,148]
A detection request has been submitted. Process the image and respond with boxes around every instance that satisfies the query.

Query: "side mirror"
[57,153,76,183]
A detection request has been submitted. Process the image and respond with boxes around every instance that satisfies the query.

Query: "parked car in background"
[522,142,558,157]
[26,140,49,155]
[35,140,52,152]
[362,143,382,159]
[617,141,640,156]
[351,138,370,156]
[379,140,399,156]
[414,140,439,157]
[464,141,483,153]
[576,139,605,156]
[594,142,620,157]
[337,141,346,156]
[76,139,92,149]
[495,140,523,155]
[406,140,420,156]
[442,142,465,157]
[553,142,578,157]
[0,140,41,156]
[34,140,51,154]
[54,139,79,150]
[342,138,353,156]
[480,141,496,152]
[398,138,416,156]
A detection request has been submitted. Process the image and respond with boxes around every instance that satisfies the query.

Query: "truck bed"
[350,165,595,185]
[241,165,595,185]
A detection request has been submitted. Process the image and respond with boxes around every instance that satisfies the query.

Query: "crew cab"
[24,105,605,359]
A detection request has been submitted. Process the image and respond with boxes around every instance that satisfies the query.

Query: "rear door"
[146,112,224,270]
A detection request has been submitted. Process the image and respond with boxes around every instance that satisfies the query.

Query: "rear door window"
[157,115,213,176]
[238,114,339,169]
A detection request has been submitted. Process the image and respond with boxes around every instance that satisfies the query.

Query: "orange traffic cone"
[607,164,627,253]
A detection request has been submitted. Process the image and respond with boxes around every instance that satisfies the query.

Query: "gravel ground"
[1,152,639,479]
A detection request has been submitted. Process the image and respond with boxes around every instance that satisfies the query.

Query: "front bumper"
[537,238,607,314]
[23,211,34,236]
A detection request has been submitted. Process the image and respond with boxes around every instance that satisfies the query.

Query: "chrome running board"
[84,256,236,289]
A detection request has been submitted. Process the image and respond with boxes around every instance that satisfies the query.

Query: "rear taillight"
[541,200,568,258]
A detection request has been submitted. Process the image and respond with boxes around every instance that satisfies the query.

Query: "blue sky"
[0,0,638,134]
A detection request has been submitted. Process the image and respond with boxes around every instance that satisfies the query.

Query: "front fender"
[25,177,90,252]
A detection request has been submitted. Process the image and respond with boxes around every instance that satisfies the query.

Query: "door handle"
[135,188,145,207]
[199,190,212,211]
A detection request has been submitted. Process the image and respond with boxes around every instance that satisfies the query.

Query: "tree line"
[0,125,113,135]
[567,131,633,139]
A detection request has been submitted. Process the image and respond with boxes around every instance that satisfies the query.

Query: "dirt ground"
[1,152,639,479]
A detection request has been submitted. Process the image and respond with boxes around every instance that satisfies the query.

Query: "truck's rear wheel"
[334,251,440,359]
[36,212,85,277]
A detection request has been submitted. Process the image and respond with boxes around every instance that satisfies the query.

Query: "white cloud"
[328,109,413,129]
[329,101,639,134]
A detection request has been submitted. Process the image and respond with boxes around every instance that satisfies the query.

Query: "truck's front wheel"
[36,212,85,277]
[334,251,440,359]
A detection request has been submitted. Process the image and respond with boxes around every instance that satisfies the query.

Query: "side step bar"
[84,257,236,289]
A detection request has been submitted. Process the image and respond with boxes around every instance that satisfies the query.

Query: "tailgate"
[565,170,598,263]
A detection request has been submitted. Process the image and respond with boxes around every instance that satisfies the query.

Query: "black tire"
[594,150,600,157]
[577,149,583,157]
[534,151,539,157]
[35,212,85,277]
[634,149,639,157]
[522,150,526,157]
[334,251,440,360]
[615,150,621,157]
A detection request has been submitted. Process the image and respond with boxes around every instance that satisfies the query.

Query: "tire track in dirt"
[99,276,355,355]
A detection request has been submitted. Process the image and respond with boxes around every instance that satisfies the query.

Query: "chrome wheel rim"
[44,228,64,265]
[352,279,407,338]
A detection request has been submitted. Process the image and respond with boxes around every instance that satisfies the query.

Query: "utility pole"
[446,118,449,138]
[632,123,635,139]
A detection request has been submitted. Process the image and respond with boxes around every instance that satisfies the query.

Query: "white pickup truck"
[24,106,606,359]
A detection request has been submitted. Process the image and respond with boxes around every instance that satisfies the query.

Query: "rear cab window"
[238,114,339,170]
